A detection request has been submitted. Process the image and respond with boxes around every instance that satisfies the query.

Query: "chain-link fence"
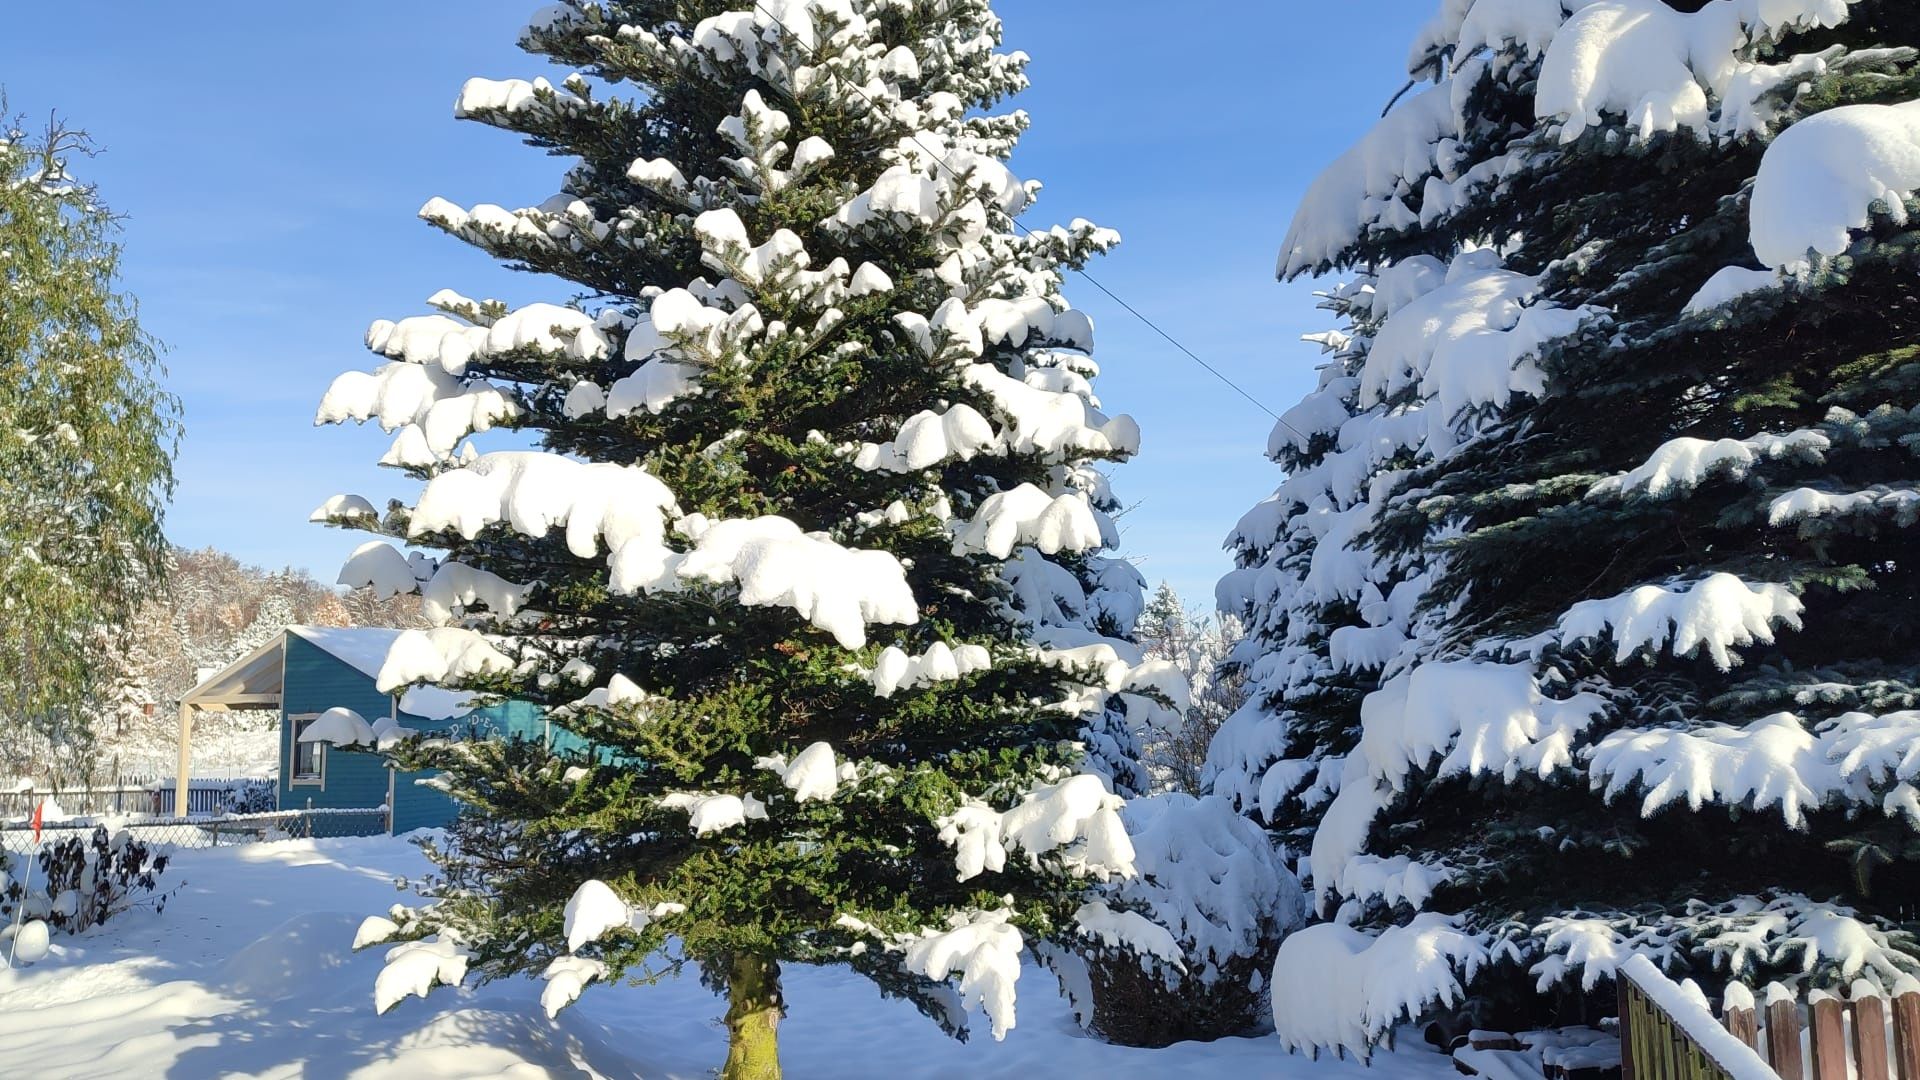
[0,807,389,854]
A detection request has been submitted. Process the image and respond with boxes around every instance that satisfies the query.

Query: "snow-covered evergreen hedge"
[1066,792,1305,1046]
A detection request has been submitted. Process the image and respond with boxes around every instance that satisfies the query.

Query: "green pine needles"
[317,3,1166,1075]
[1219,0,1920,1053]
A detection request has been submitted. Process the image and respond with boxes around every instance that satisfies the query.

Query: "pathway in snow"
[0,836,1458,1078]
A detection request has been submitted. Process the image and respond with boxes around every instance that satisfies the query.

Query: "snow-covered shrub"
[2,826,171,935]
[1070,793,1306,1046]
[223,779,276,815]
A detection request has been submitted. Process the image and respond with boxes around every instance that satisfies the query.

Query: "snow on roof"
[398,686,478,723]
[288,625,406,680]
[292,626,478,721]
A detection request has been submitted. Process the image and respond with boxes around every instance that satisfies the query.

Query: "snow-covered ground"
[0,835,1456,1079]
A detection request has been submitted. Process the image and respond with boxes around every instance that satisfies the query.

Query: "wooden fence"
[1619,953,1920,1080]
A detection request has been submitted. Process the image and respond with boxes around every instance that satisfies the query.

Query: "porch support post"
[174,703,194,818]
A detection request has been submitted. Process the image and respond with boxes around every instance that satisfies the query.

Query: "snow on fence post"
[1853,982,1891,1080]
[1894,979,1920,1080]
[1618,956,1777,1080]
[1724,985,1759,1054]
[1809,992,1847,1080]
[1766,984,1805,1080]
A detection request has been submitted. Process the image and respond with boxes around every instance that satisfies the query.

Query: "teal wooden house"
[172,626,550,830]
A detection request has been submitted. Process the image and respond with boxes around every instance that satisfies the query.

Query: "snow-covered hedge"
[1065,793,1306,1045]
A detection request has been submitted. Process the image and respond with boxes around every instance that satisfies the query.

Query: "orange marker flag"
[29,801,43,843]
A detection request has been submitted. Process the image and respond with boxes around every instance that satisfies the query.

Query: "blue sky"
[1,1,1433,608]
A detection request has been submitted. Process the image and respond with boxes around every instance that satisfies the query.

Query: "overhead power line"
[741,1,1298,430]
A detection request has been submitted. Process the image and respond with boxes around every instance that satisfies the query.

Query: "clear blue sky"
[1,2,1432,609]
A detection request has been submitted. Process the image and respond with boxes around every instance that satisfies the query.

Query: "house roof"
[181,626,474,720]
[288,625,404,681]
[179,634,287,711]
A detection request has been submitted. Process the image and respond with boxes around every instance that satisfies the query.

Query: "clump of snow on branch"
[1094,793,1306,983]
[1588,708,1920,828]
[1536,0,1861,144]
[407,453,918,649]
[298,707,380,749]
[454,76,586,120]
[375,937,472,1014]
[1751,99,1920,269]
[1556,573,1805,671]
[950,485,1108,559]
[937,774,1136,883]
[420,561,531,625]
[410,451,678,559]
[899,908,1025,1040]
[622,514,917,650]
[1684,266,1782,314]
[1531,894,1920,990]
[1071,902,1183,970]
[659,792,768,836]
[867,642,992,698]
[755,741,841,802]
[1589,430,1830,499]
[1768,486,1920,531]
[563,879,630,954]
[310,493,379,525]
[337,541,430,601]
[540,956,607,1019]
[1310,661,1608,903]
[375,627,513,694]
[1270,915,1490,1059]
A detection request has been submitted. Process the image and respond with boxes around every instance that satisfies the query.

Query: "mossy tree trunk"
[721,953,782,1080]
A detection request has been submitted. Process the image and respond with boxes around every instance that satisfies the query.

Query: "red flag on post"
[30,801,43,843]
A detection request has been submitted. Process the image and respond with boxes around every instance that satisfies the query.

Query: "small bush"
[3,826,172,933]
[1065,793,1308,1047]
[224,779,276,815]
[1086,943,1278,1047]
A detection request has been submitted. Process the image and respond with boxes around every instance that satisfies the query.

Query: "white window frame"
[288,712,327,788]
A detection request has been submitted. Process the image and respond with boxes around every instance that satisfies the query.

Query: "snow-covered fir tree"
[309,2,1189,1073]
[1213,0,1920,1054]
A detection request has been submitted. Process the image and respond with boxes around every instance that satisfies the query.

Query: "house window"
[289,714,325,786]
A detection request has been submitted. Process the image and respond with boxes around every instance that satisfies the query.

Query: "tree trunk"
[721,953,782,1080]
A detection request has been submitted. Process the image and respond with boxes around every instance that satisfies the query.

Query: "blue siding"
[275,631,557,834]
[277,632,467,834]
[279,633,395,823]
[465,700,594,758]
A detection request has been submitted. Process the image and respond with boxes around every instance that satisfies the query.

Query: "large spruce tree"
[0,117,178,776]
[1213,0,1920,1052]
[313,2,1176,1074]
